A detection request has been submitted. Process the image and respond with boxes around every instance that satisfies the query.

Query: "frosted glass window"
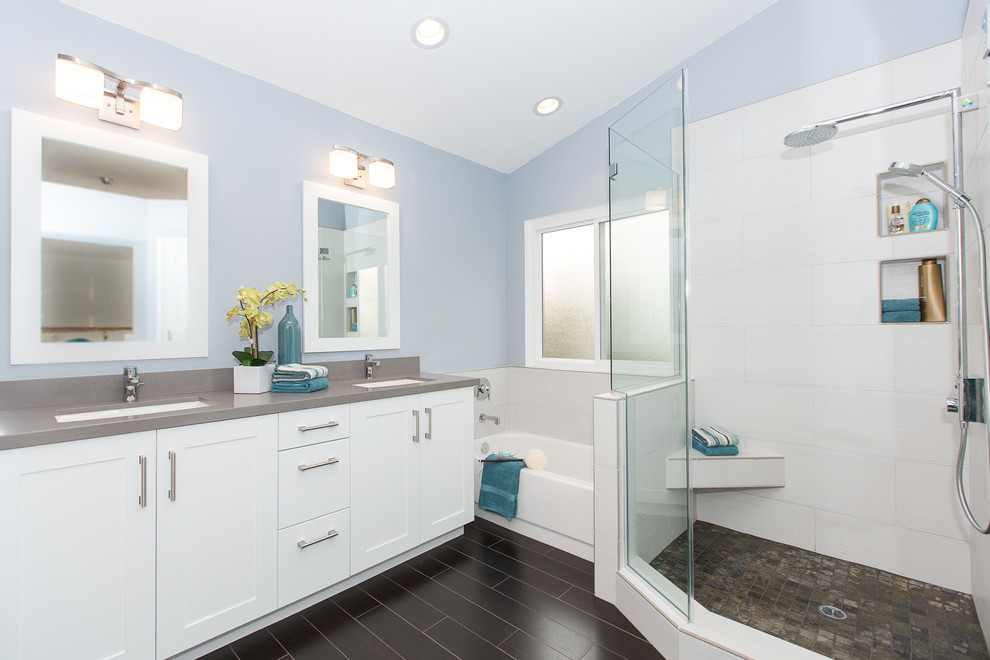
[542,224,594,359]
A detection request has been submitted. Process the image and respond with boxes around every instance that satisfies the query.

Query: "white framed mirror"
[302,181,400,352]
[10,109,209,364]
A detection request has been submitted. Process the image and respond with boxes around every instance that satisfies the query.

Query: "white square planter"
[233,364,276,394]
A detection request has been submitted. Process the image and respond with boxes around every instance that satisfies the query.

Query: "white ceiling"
[58,0,778,173]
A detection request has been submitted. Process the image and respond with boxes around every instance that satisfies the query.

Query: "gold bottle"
[919,259,946,322]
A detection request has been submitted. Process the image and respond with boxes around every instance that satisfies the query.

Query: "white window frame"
[524,205,610,372]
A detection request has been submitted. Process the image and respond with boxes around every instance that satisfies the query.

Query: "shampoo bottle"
[909,198,938,232]
[918,259,947,322]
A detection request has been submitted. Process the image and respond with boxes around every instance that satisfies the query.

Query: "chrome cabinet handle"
[412,409,420,442]
[298,421,339,432]
[298,457,339,471]
[138,455,147,508]
[424,407,433,440]
[168,450,176,502]
[297,529,338,549]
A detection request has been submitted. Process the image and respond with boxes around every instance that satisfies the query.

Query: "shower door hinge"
[609,163,618,180]
[963,377,985,424]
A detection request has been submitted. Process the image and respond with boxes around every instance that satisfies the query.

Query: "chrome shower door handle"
[412,409,420,442]
[138,455,147,508]
[424,407,432,440]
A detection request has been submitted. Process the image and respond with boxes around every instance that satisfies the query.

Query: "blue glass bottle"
[277,305,301,365]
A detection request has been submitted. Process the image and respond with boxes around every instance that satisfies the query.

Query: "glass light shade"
[329,148,359,179]
[367,160,396,189]
[55,58,104,109]
[139,86,183,130]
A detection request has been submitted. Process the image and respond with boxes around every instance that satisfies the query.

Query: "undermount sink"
[352,378,429,390]
[55,397,214,423]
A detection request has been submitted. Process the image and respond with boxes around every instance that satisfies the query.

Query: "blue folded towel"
[881,298,920,312]
[478,453,527,521]
[271,377,329,393]
[272,363,329,382]
[692,437,740,456]
[692,426,739,447]
[882,310,921,323]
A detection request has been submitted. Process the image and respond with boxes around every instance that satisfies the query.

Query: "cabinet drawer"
[277,509,349,608]
[278,404,350,450]
[279,439,350,528]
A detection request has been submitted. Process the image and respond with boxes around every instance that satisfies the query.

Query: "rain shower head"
[888,161,926,177]
[783,123,838,148]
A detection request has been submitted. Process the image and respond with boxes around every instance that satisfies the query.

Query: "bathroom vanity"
[0,372,476,660]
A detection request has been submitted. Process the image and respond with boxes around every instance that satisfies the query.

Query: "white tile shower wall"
[962,0,990,643]
[689,40,972,591]
[451,367,610,445]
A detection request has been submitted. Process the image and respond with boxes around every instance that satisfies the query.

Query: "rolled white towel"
[525,449,547,470]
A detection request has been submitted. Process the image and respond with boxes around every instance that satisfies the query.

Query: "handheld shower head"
[783,123,838,148]
[888,161,970,204]
[888,161,926,177]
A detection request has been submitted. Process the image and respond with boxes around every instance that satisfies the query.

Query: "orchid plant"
[226,281,305,366]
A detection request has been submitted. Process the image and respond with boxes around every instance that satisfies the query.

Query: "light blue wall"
[0,0,510,380]
[507,0,969,365]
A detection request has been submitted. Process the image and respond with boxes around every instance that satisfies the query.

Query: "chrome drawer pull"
[424,407,433,440]
[168,450,176,502]
[298,421,340,432]
[297,457,339,471]
[138,455,147,508]
[297,529,338,549]
[412,409,419,442]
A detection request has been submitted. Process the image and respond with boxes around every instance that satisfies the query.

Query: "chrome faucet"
[479,413,500,426]
[365,354,382,379]
[123,366,143,403]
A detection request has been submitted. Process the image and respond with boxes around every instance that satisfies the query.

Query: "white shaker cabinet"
[0,431,157,660]
[418,388,475,541]
[350,387,473,574]
[156,415,278,659]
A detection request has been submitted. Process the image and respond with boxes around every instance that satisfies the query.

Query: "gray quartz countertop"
[0,371,480,451]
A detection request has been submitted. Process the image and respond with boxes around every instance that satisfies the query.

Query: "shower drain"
[818,605,848,620]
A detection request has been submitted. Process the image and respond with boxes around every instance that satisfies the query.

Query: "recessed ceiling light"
[412,17,449,49]
[534,97,561,116]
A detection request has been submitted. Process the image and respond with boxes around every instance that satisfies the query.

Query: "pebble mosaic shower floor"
[651,521,989,659]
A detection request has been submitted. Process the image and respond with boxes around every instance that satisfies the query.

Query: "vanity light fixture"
[55,54,183,131]
[534,97,561,116]
[412,17,449,49]
[329,145,396,189]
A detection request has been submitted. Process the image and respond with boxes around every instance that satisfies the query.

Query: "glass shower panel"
[609,70,690,617]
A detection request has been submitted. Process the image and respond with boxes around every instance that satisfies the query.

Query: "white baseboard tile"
[595,533,618,604]
[696,491,815,551]
[683,610,829,660]
[815,510,971,593]
[615,570,683,660]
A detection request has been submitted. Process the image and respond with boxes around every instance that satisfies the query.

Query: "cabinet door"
[156,416,278,659]
[419,388,474,541]
[350,394,419,574]
[0,432,156,660]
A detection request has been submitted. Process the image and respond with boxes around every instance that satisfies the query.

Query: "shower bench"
[665,447,785,489]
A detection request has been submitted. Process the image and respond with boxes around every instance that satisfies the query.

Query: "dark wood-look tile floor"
[198,518,664,660]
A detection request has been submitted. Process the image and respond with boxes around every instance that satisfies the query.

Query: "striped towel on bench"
[691,426,739,448]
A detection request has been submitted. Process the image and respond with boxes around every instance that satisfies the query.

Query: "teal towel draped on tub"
[478,454,526,521]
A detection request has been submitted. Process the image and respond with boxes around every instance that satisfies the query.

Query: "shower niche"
[877,161,949,236]
[879,256,948,323]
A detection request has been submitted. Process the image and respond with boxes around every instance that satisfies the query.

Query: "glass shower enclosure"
[608,70,691,617]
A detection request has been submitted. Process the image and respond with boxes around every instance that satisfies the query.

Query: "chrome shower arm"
[812,88,959,129]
